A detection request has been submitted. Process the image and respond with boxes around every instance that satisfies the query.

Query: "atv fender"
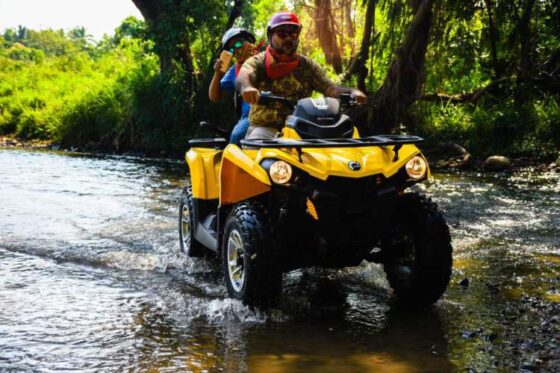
[220,145,271,205]
[186,148,222,200]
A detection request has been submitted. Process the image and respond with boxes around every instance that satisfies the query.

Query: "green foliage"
[57,43,158,147]
[412,95,560,158]
[114,17,147,43]
[410,0,560,158]
[0,0,558,159]
[0,25,159,149]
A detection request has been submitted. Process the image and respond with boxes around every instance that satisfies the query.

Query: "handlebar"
[257,91,359,110]
[258,91,295,111]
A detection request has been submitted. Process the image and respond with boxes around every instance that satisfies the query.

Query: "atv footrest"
[188,138,228,149]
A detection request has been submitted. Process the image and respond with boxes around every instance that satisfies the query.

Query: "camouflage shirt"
[240,52,335,129]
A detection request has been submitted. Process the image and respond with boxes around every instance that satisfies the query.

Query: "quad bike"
[180,92,452,307]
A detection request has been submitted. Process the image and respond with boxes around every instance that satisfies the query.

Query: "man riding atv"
[237,11,367,140]
[208,28,257,145]
[181,11,452,308]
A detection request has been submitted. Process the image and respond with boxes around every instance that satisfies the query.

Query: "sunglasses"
[229,40,245,52]
[275,29,300,39]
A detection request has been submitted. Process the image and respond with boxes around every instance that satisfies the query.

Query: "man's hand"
[351,89,368,104]
[325,85,368,104]
[241,87,260,105]
[213,59,224,74]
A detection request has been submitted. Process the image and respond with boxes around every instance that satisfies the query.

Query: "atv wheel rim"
[227,229,245,293]
[181,204,191,248]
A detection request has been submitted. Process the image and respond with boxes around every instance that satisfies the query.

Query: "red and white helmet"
[267,12,302,37]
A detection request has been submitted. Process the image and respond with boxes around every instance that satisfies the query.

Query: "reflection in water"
[124,266,452,372]
[0,149,558,371]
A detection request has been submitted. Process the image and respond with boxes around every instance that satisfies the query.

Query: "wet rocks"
[1,136,52,149]
[428,142,472,169]
[0,137,22,147]
[484,155,511,171]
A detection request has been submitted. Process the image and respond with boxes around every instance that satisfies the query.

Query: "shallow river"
[1,148,559,372]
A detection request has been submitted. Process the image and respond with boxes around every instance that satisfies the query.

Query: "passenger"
[208,28,257,146]
[236,12,367,140]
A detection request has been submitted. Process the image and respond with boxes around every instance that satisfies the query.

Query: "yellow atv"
[180,93,452,307]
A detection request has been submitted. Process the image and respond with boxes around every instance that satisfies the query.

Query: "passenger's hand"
[213,59,224,74]
[242,87,260,105]
[351,89,368,104]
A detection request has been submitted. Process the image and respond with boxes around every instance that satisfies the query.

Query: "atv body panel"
[219,146,271,205]
[252,142,427,181]
[186,146,222,200]
[185,145,222,251]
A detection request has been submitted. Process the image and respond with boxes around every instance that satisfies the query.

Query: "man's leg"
[245,126,278,140]
[229,117,250,146]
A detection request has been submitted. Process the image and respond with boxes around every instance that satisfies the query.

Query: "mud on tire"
[381,192,452,306]
[179,182,207,258]
[222,201,282,306]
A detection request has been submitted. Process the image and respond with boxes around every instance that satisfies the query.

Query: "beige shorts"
[245,126,278,140]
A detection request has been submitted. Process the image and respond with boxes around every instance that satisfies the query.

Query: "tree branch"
[420,77,511,103]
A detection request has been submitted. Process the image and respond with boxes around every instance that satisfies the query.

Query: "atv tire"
[381,192,452,306]
[179,182,207,258]
[222,202,282,306]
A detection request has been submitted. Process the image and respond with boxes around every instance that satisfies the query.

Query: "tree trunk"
[342,0,375,90]
[225,0,244,30]
[314,0,343,73]
[357,0,376,91]
[344,0,355,39]
[368,0,435,134]
[131,0,194,77]
[515,0,537,102]
[484,0,501,79]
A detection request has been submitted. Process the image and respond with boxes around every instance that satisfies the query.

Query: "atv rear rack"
[240,135,423,161]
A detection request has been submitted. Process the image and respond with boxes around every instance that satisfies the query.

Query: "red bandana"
[235,63,242,77]
[265,45,299,80]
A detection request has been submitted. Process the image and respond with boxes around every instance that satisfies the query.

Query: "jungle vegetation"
[0,0,558,159]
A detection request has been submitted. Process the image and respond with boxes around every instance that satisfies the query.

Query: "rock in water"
[484,155,511,171]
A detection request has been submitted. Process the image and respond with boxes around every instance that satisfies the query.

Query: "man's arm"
[208,59,226,102]
[324,85,368,104]
[307,57,368,103]
[236,58,261,105]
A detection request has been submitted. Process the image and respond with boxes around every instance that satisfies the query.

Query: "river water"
[0,148,558,372]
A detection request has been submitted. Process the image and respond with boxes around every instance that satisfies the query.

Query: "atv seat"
[285,97,354,139]
[188,138,228,149]
[286,114,354,139]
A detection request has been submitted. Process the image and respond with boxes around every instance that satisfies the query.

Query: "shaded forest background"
[0,0,558,159]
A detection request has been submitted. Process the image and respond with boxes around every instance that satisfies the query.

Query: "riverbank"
[0,136,181,158]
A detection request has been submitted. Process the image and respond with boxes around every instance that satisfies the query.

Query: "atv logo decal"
[311,98,328,111]
[348,161,361,171]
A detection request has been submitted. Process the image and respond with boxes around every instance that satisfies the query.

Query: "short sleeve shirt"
[220,65,250,119]
[240,52,335,129]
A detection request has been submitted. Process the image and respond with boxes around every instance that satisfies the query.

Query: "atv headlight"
[405,156,427,180]
[269,160,292,184]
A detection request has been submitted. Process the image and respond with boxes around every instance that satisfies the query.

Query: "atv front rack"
[241,135,423,149]
[240,135,423,161]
